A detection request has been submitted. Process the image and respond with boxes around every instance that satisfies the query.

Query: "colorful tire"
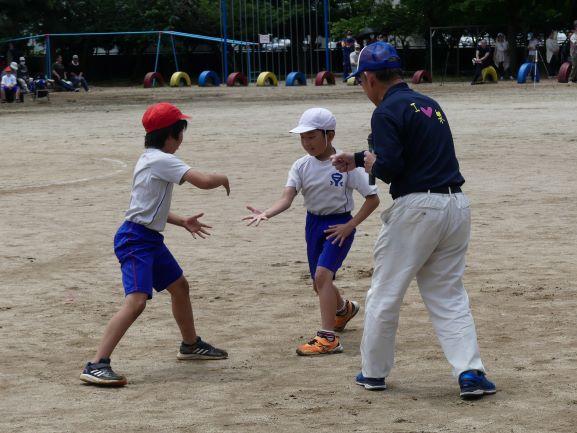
[411,70,432,84]
[286,71,307,86]
[481,66,498,82]
[558,61,572,83]
[198,70,221,87]
[170,71,191,87]
[517,62,540,84]
[314,71,335,86]
[143,72,165,88]
[346,77,357,86]
[226,72,248,87]
[256,71,278,87]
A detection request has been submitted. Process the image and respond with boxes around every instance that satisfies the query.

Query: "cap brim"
[180,114,191,120]
[345,70,361,80]
[289,125,317,134]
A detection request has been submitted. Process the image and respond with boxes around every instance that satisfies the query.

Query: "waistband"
[120,220,163,238]
[306,211,352,220]
[396,185,462,199]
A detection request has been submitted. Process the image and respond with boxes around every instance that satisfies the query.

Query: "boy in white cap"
[243,108,379,355]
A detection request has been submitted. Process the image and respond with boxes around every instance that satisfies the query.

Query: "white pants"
[361,192,485,379]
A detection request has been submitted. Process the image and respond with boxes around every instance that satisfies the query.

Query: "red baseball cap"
[142,102,190,133]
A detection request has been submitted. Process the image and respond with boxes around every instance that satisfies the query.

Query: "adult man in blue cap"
[331,42,496,399]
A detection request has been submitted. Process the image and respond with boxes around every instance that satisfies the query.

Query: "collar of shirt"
[381,82,409,104]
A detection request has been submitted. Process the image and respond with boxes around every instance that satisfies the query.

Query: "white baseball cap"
[10,62,18,71]
[289,107,336,134]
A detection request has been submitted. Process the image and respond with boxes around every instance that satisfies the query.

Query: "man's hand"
[363,151,376,175]
[324,222,355,247]
[330,152,355,173]
[183,213,212,239]
[242,205,268,227]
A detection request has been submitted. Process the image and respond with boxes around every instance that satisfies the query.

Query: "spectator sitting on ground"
[69,54,89,91]
[1,66,22,103]
[52,55,77,92]
[471,39,492,84]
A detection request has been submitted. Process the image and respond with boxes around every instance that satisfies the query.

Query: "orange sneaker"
[334,300,360,332]
[296,335,343,356]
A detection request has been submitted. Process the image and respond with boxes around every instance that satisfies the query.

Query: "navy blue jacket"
[355,82,464,199]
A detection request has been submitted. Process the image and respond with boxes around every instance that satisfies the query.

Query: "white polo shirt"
[286,150,378,216]
[125,148,191,232]
[1,74,17,87]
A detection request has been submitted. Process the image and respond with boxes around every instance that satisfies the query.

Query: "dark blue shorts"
[306,212,355,279]
[114,221,183,299]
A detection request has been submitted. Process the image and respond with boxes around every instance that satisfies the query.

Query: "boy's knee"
[125,293,147,316]
[314,267,333,288]
[168,276,189,297]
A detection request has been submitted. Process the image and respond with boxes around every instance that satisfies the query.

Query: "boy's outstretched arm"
[324,194,380,246]
[243,187,297,226]
[168,212,212,239]
[182,170,230,196]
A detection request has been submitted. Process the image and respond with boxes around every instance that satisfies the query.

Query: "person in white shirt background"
[243,107,379,357]
[494,33,512,80]
[350,43,361,75]
[546,31,560,77]
[1,65,22,103]
[569,20,577,83]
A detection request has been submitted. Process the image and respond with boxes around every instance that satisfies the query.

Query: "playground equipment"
[412,70,432,84]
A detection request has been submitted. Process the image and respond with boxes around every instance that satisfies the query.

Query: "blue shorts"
[114,221,183,299]
[305,212,355,279]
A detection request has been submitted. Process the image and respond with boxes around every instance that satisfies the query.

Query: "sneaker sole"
[79,373,127,387]
[177,352,228,361]
[334,301,360,332]
[355,380,387,391]
[296,344,344,356]
[460,389,497,399]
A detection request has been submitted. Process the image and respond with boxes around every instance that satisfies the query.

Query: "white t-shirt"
[1,74,16,87]
[125,148,191,232]
[350,51,359,66]
[286,150,378,216]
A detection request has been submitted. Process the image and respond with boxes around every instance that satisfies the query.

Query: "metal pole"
[45,34,52,79]
[154,32,162,72]
[221,0,229,81]
[170,34,179,71]
[323,0,330,71]
[429,28,433,78]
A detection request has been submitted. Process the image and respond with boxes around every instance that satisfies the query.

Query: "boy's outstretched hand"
[183,213,212,239]
[222,176,231,196]
[242,205,268,227]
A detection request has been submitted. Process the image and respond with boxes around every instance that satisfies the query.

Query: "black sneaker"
[177,337,228,360]
[79,358,127,386]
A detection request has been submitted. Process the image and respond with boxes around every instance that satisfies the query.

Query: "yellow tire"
[256,71,278,87]
[482,66,498,83]
[347,77,357,86]
[170,71,191,87]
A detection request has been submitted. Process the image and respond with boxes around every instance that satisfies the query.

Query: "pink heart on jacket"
[421,106,433,117]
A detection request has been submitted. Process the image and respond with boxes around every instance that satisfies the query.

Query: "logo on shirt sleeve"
[330,172,344,187]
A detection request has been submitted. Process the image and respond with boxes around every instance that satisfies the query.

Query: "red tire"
[412,70,432,84]
[315,71,335,86]
[143,72,165,88]
[226,72,248,87]
[558,62,572,83]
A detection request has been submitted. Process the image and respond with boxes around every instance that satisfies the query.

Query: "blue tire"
[286,71,307,86]
[517,62,540,84]
[198,70,221,87]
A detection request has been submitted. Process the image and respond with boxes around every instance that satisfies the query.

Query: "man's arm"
[167,211,212,239]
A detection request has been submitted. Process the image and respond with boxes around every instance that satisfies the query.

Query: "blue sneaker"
[355,372,387,390]
[459,370,496,399]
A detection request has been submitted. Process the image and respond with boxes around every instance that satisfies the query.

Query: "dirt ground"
[1,80,576,433]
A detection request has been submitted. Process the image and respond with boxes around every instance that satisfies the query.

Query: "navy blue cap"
[346,42,402,80]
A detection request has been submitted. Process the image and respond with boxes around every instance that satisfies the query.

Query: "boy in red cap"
[80,102,230,386]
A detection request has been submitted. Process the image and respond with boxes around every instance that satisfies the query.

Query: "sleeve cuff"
[354,151,366,168]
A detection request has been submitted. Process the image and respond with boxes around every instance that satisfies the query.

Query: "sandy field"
[0,80,576,433]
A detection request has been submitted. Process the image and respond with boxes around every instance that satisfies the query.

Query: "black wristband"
[354,151,366,168]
